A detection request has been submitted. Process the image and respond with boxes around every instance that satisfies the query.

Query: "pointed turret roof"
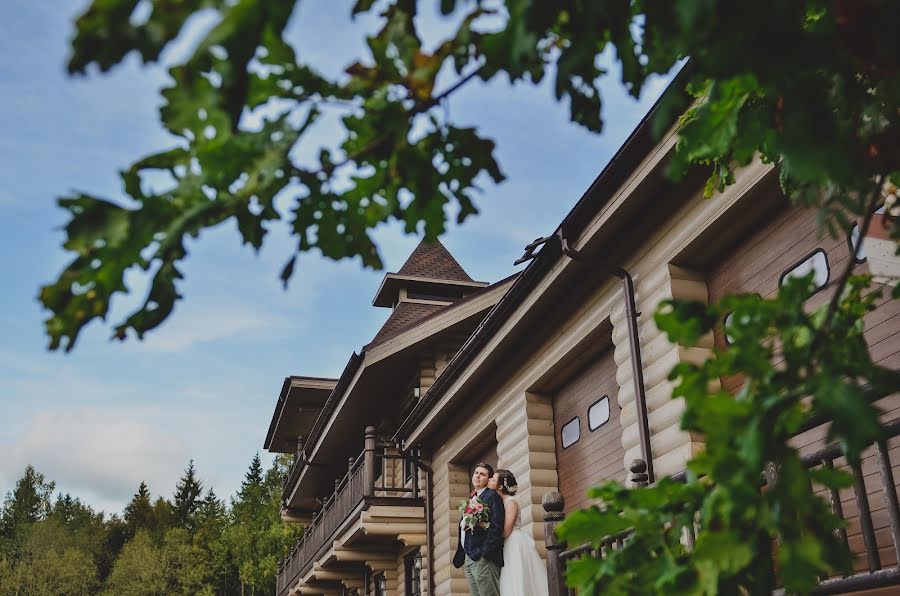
[396,239,474,282]
[371,239,488,308]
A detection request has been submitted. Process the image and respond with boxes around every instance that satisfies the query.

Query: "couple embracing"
[453,462,549,596]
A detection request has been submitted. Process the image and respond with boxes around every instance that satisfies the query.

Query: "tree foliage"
[0,465,55,556]
[0,457,297,596]
[172,459,204,532]
[41,0,897,350]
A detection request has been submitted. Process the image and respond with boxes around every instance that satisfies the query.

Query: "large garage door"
[553,345,623,513]
[707,201,898,390]
[706,199,900,570]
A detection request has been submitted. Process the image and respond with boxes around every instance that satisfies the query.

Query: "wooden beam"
[398,533,427,546]
[309,570,357,581]
[363,522,426,535]
[333,549,396,563]
[297,587,343,596]
[365,505,425,519]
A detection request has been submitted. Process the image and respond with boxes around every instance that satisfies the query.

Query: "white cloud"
[122,304,283,353]
[0,408,188,514]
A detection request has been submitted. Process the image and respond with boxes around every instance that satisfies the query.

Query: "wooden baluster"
[850,457,881,571]
[543,492,568,596]
[821,458,850,554]
[874,440,900,566]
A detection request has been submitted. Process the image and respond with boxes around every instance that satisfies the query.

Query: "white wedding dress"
[499,496,549,596]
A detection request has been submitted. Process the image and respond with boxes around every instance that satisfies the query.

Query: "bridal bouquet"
[458,496,491,532]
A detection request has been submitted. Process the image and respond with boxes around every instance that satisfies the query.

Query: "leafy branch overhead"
[43,0,899,350]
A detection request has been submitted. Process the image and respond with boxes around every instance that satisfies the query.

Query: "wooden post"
[543,491,567,596]
[411,448,420,499]
[364,426,376,497]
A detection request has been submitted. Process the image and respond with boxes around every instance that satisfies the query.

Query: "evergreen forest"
[0,455,301,595]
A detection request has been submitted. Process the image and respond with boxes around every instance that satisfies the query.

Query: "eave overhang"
[372,273,489,308]
[265,376,338,453]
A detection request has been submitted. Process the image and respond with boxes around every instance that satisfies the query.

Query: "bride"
[488,469,549,596]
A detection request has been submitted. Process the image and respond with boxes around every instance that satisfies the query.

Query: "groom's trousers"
[463,555,500,596]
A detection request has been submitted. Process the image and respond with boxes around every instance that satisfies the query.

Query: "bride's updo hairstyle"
[495,469,518,496]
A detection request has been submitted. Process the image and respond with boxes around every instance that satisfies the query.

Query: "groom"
[453,462,505,596]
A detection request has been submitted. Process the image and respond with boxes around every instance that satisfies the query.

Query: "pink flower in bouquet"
[457,496,491,532]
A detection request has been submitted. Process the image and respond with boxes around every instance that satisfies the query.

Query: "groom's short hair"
[474,462,494,477]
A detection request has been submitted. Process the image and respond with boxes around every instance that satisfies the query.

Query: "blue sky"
[0,1,669,513]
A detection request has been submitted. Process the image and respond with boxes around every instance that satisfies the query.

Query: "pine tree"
[0,465,55,555]
[196,489,225,529]
[223,455,301,596]
[243,454,264,490]
[123,482,153,539]
[172,461,203,534]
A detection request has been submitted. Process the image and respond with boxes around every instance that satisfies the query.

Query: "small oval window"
[780,249,829,293]
[560,417,580,449]
[723,312,735,345]
[588,396,611,431]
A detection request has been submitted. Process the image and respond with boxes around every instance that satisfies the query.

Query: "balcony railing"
[544,417,900,595]
[277,426,425,596]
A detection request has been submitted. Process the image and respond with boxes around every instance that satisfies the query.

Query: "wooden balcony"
[277,427,427,596]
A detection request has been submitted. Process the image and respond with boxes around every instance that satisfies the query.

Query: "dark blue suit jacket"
[453,488,505,568]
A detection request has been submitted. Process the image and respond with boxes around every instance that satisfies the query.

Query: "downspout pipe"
[558,231,655,484]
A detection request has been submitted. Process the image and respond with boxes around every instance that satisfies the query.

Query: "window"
[560,417,580,449]
[848,223,868,263]
[847,203,886,265]
[779,249,830,294]
[405,552,422,596]
[588,396,611,431]
[723,312,735,345]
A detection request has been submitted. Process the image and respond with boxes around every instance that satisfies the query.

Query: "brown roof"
[397,239,474,282]
[369,302,446,345]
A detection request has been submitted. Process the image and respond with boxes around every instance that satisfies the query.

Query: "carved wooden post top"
[543,491,565,516]
[630,458,649,488]
[542,491,567,596]
[543,491,566,548]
